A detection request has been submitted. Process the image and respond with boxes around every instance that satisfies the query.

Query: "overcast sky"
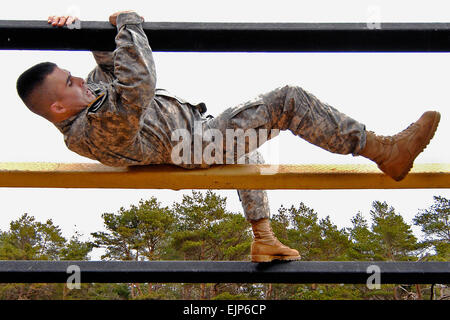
[0,0,448,259]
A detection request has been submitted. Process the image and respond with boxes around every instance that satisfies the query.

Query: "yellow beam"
[0,162,448,190]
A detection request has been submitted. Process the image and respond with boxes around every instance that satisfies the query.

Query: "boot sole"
[251,254,301,263]
[391,111,441,181]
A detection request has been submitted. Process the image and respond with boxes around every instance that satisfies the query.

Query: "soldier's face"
[44,66,96,115]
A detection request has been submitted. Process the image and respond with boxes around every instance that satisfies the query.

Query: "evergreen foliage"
[0,193,448,300]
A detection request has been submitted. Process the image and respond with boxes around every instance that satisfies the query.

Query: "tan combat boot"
[250,218,301,262]
[360,111,440,181]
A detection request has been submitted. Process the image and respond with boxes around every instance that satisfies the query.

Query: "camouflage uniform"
[54,12,366,221]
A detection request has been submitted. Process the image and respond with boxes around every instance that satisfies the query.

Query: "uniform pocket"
[229,97,265,118]
[228,98,269,130]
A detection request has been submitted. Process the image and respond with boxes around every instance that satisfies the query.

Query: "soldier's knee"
[283,84,305,95]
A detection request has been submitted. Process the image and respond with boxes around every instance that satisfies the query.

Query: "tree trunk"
[135,283,143,296]
[266,284,273,299]
[200,241,206,300]
[201,283,206,300]
[415,284,422,300]
[148,283,153,295]
[393,286,400,300]
[63,284,68,300]
[183,284,191,300]
[440,285,445,300]
[211,283,219,299]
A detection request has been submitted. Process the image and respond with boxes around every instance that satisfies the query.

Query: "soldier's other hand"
[109,11,144,26]
[48,15,78,27]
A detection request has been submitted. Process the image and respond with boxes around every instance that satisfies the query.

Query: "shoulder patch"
[87,92,108,113]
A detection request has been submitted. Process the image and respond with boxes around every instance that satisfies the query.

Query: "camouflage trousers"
[193,85,366,221]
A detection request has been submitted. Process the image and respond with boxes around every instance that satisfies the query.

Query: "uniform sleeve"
[87,51,115,83]
[113,12,156,112]
[84,12,157,162]
[88,12,157,115]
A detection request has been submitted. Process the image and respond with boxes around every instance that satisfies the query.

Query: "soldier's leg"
[203,85,365,164]
[235,150,300,262]
[264,85,366,155]
[204,85,439,181]
[201,85,359,262]
[236,151,270,222]
[201,85,439,263]
[253,85,440,180]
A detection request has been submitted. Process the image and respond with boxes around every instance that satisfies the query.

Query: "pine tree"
[91,197,175,299]
[0,214,93,300]
[347,212,376,260]
[171,190,252,299]
[91,197,175,261]
[413,195,450,261]
[0,213,66,261]
[370,201,418,261]
[271,202,352,300]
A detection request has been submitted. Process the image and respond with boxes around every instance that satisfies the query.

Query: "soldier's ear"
[49,101,66,114]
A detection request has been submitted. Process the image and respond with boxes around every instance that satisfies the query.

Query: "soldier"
[16,11,440,262]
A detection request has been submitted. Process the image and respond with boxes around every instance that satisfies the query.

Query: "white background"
[0,0,448,259]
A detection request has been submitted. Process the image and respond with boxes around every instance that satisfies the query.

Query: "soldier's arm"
[110,11,156,112]
[50,12,156,164]
[47,15,114,83]
[79,11,157,164]
[88,51,115,83]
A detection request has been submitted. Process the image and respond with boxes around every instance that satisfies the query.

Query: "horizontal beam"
[0,261,448,284]
[0,162,448,190]
[2,20,450,52]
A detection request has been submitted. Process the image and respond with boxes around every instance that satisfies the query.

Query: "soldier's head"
[17,62,96,123]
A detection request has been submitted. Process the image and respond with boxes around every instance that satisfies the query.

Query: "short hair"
[16,62,57,115]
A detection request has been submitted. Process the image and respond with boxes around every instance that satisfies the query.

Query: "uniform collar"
[53,109,85,135]
[53,83,105,134]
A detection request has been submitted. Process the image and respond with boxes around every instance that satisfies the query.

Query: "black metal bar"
[0,261,448,284]
[1,20,450,52]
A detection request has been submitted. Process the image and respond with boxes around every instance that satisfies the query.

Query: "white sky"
[0,1,449,259]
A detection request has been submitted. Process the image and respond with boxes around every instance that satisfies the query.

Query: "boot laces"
[254,224,275,239]
[371,122,417,144]
[253,223,285,246]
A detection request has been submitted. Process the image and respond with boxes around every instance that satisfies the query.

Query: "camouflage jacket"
[54,12,206,167]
